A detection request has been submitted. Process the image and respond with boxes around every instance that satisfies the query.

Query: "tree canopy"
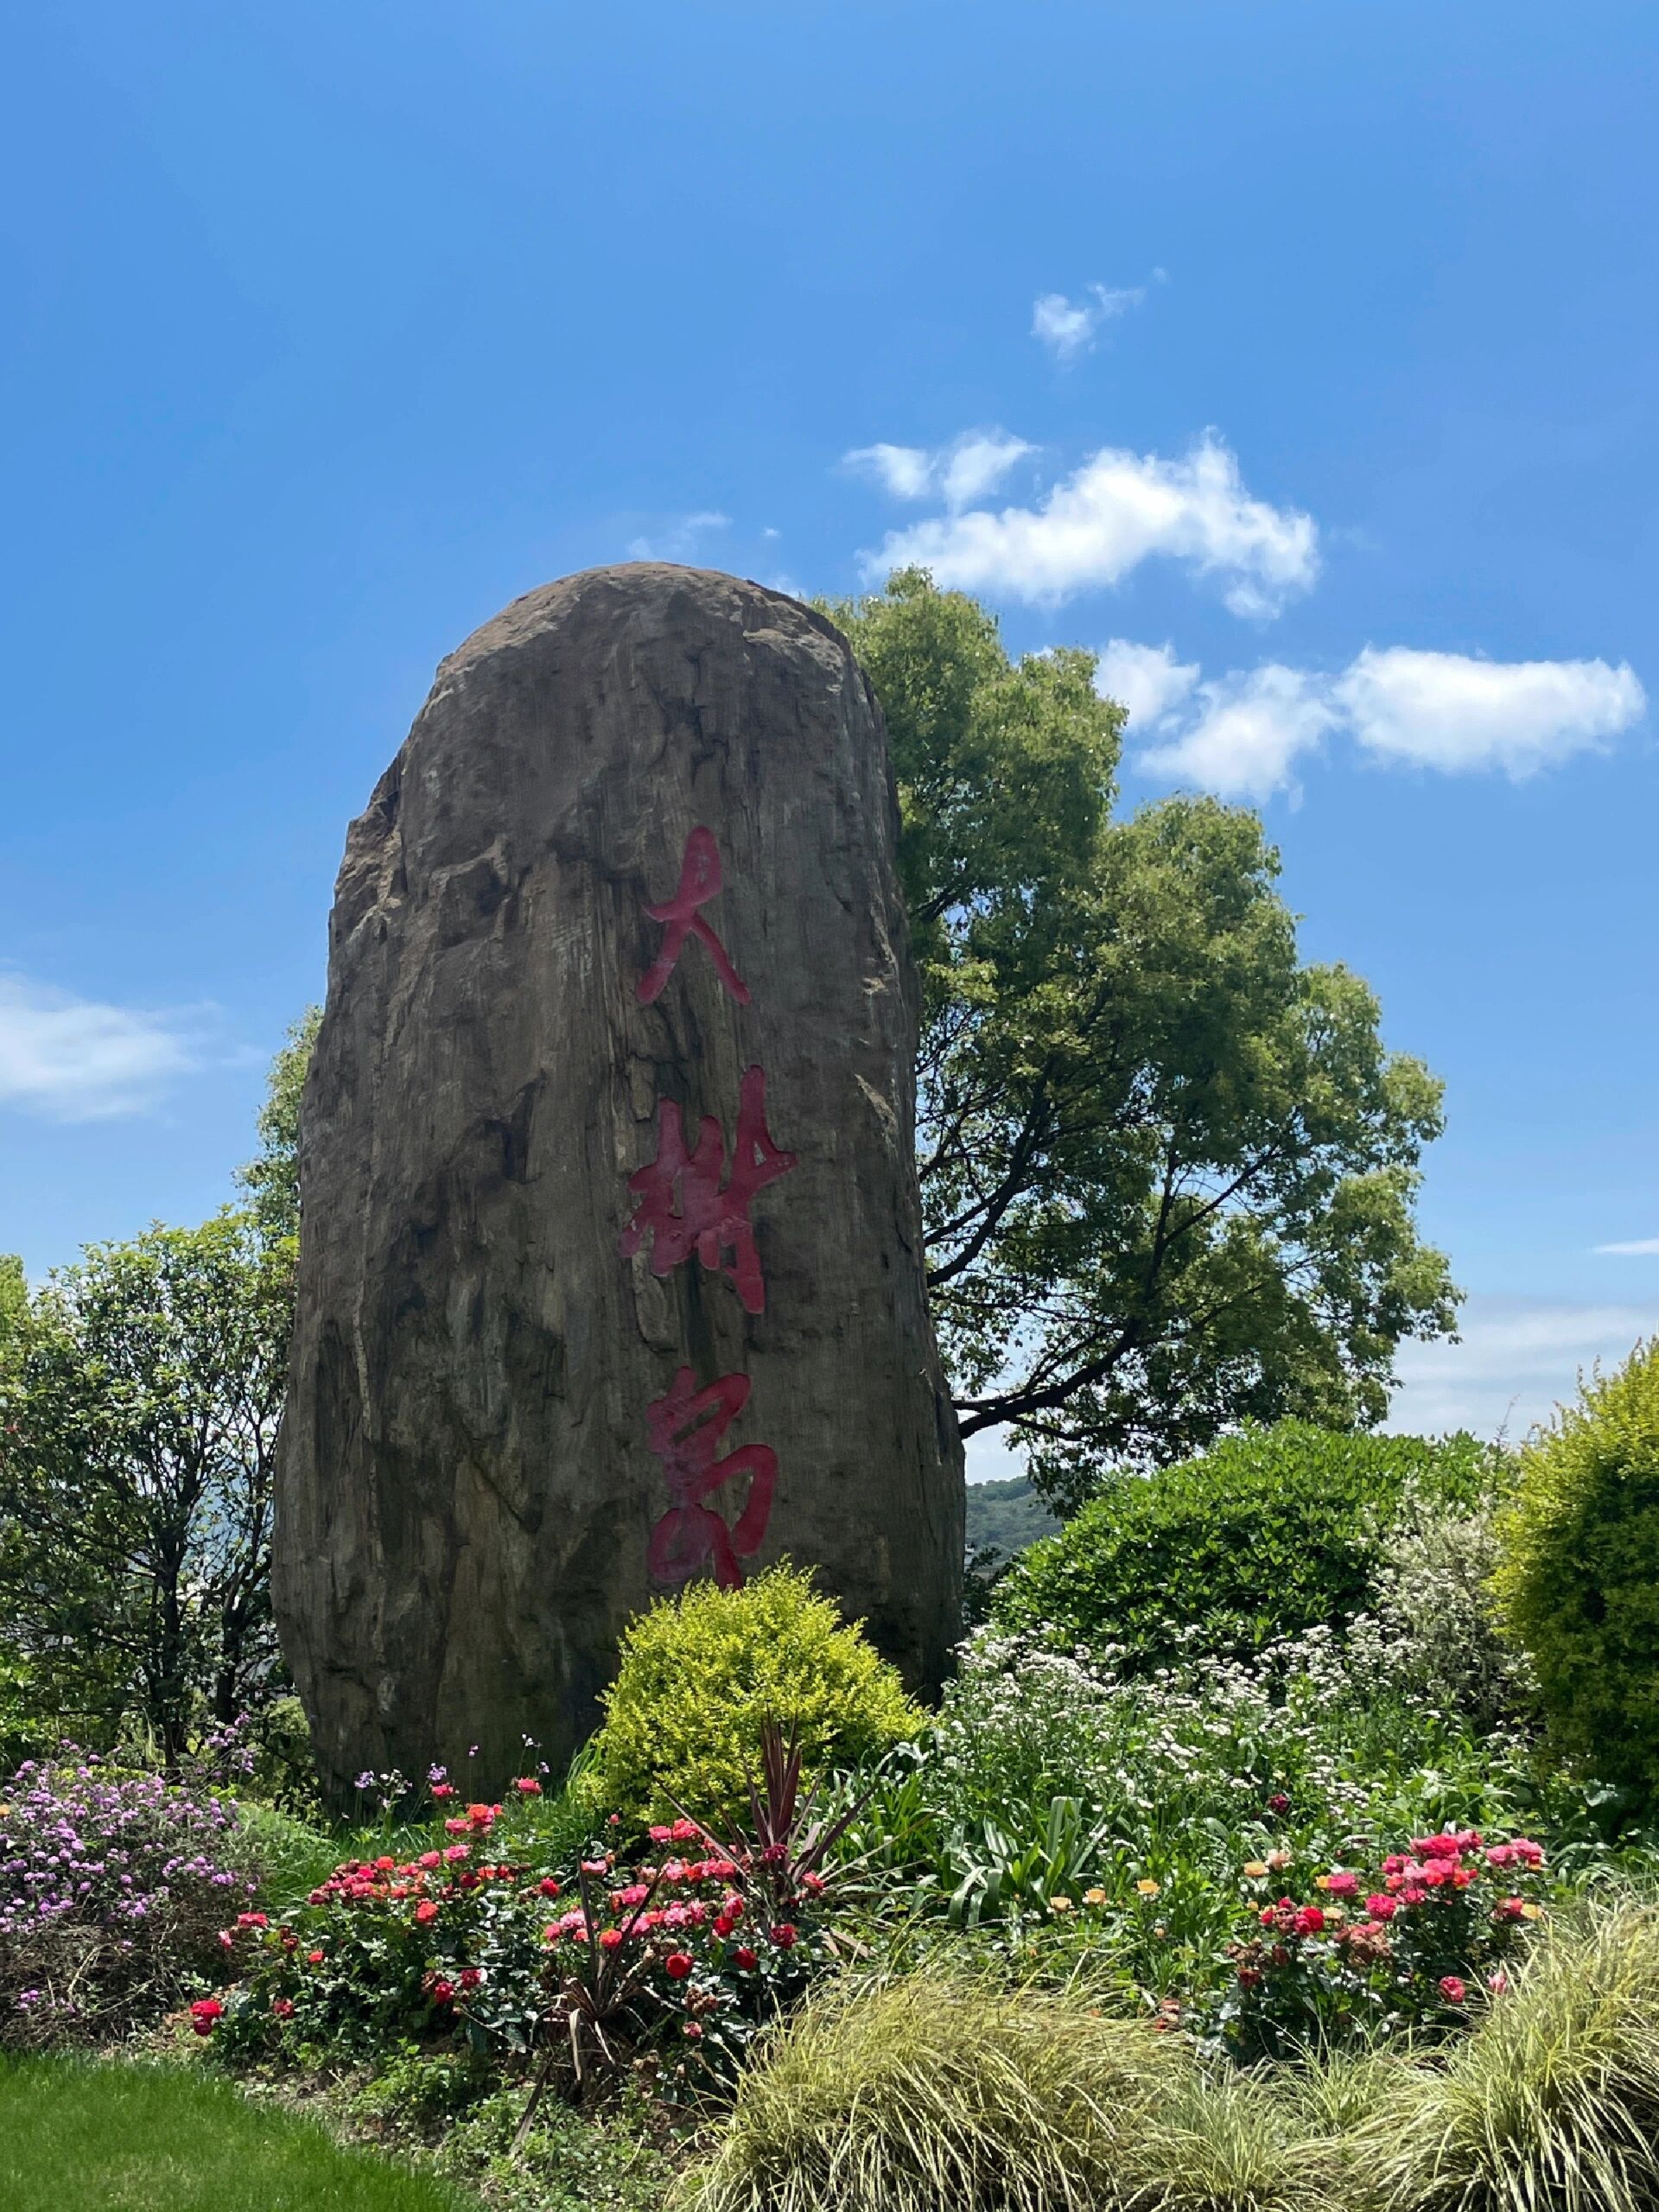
[828,569,1459,1509]
[236,1005,321,1248]
[0,1216,292,1762]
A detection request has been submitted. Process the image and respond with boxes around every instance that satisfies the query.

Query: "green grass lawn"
[0,2056,478,2212]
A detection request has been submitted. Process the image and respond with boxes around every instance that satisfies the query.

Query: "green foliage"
[235,1006,321,1249]
[846,1618,1589,2007]
[826,570,1459,1496]
[0,1213,292,1759]
[0,2056,476,2212]
[993,1422,1494,1670]
[586,1566,924,1827]
[1493,1340,1659,1800]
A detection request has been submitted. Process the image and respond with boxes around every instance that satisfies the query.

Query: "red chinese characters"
[636,825,751,1007]
[642,1367,776,1591]
[626,826,792,1587]
[619,1063,796,1317]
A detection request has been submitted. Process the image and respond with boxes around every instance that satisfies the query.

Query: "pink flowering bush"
[212,1790,842,2088]
[1216,1826,1548,2056]
[0,1751,252,2048]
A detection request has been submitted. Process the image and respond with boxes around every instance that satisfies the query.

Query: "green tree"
[0,1214,292,1762]
[828,570,1459,1508]
[236,1006,321,1248]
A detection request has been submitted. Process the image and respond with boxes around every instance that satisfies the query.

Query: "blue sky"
[3,2,1656,1469]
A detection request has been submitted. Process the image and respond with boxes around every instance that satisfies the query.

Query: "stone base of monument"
[273,563,964,1805]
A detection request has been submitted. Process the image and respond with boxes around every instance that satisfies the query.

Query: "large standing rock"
[273,564,963,1803]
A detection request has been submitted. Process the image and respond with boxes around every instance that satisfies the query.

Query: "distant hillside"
[964,1475,1062,1561]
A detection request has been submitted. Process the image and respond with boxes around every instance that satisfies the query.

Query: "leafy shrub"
[584,1566,923,1827]
[0,1753,252,2047]
[1356,1895,1659,2212]
[681,1967,1189,2212]
[994,1422,1494,1671]
[1493,1338,1659,1798]
[1371,1497,1535,1735]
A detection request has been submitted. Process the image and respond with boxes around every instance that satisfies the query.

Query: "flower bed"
[212,1793,844,2091]
[1,1752,252,2047]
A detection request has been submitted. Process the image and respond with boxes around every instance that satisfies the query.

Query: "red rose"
[1291,1906,1325,1936]
[415,1899,439,1924]
[734,1946,759,1970]
[713,1916,735,1939]
[1438,1975,1467,2006]
[769,1923,798,1950]
[306,1950,325,1965]
[430,1979,456,2005]
[664,1951,694,1980]
[599,1929,624,1952]
[460,1967,481,1991]
[539,1877,562,1898]
[271,1997,296,2019]
[515,1777,543,1796]
[188,1999,225,2037]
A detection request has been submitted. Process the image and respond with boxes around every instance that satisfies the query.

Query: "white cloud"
[0,973,205,1122]
[625,511,730,562]
[1139,665,1339,801]
[1335,647,1646,776]
[1597,1237,1659,1256]
[1387,1296,1659,1442]
[1032,282,1147,363]
[938,433,1038,512]
[1122,640,1647,799]
[843,443,932,500]
[1095,639,1201,728]
[863,433,1319,616]
[845,431,1034,511]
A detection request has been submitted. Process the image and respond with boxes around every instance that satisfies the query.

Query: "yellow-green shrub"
[585,1566,924,1827]
[1493,1338,1659,1796]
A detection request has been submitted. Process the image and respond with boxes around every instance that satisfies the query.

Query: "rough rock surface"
[273,563,963,1803]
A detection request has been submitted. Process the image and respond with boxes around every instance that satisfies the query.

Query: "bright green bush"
[1493,1339,1659,1798]
[994,1422,1494,1671]
[585,1566,925,1827]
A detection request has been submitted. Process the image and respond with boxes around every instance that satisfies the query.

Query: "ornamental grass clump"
[0,1752,251,2048]
[679,1967,1188,2212]
[1357,1895,1659,2212]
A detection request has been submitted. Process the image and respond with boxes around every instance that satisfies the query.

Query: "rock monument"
[273,564,964,1803]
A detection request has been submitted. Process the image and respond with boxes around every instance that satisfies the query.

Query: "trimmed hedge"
[993,1421,1493,1671]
